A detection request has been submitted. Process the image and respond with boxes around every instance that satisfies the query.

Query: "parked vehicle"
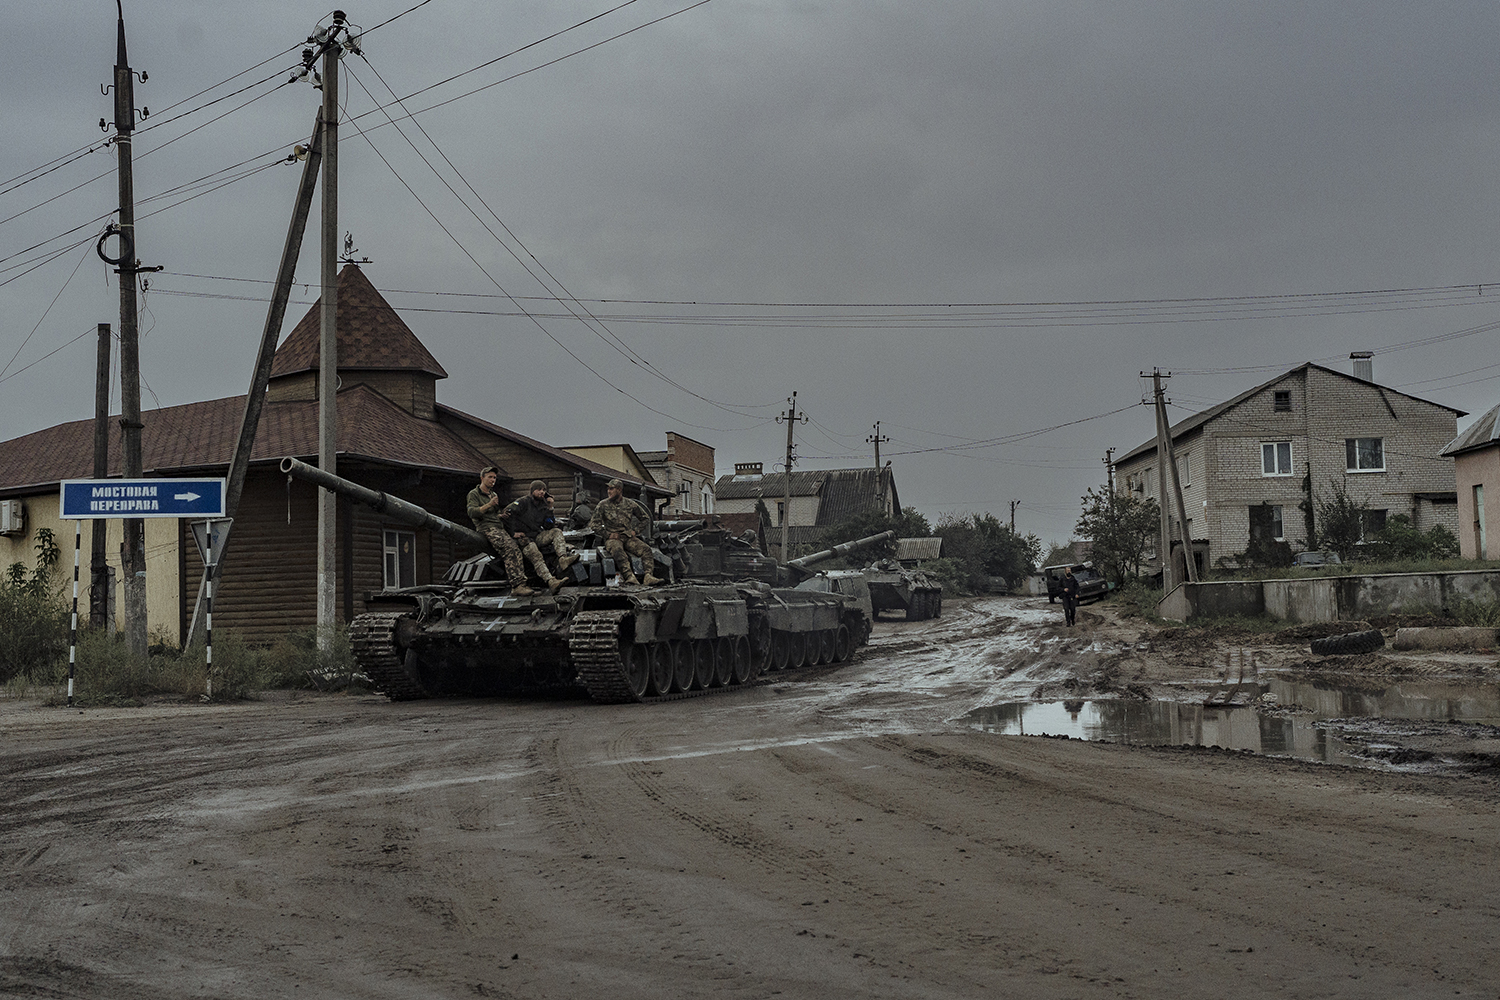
[1293,551,1343,568]
[1041,562,1109,604]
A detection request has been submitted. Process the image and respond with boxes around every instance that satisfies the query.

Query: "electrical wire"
[1,241,92,381]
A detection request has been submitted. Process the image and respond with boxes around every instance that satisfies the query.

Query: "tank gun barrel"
[279,457,488,549]
[784,530,896,577]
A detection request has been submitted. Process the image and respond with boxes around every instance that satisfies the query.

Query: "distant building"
[713,462,899,558]
[1441,402,1500,559]
[638,433,717,518]
[1113,357,1461,574]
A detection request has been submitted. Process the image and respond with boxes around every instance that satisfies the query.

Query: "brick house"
[0,264,665,644]
[1440,402,1500,560]
[1112,361,1462,572]
[637,433,717,518]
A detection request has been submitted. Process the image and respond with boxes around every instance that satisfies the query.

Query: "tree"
[933,512,1041,592]
[1074,487,1159,585]
[1314,480,1367,560]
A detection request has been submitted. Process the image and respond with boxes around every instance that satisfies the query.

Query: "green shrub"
[1447,597,1500,627]
[0,529,69,683]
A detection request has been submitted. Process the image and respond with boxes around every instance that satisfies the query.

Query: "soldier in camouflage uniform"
[501,480,575,591]
[588,478,662,586]
[467,467,557,596]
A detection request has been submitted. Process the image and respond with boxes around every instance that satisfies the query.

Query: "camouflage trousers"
[603,535,653,579]
[480,525,528,586]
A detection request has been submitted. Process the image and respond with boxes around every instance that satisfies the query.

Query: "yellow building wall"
[0,493,182,646]
[562,446,655,483]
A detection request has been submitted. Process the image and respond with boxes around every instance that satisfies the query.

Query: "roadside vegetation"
[1,528,362,705]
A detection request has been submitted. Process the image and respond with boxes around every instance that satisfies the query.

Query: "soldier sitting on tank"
[467,467,563,596]
[588,478,662,586]
[502,480,579,587]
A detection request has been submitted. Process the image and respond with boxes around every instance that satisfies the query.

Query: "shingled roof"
[0,386,494,497]
[269,263,447,380]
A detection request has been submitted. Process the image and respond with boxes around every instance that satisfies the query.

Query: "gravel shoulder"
[2,597,1497,999]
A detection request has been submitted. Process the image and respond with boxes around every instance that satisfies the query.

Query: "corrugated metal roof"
[895,537,943,560]
[1442,402,1500,458]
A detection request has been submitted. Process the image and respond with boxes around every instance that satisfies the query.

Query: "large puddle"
[965,677,1500,771]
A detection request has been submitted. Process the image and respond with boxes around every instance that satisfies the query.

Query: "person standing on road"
[467,467,551,596]
[1060,566,1080,627]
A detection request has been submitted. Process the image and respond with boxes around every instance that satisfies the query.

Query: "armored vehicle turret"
[281,459,891,703]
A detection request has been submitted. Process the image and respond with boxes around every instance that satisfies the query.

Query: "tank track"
[568,609,639,704]
[349,611,429,701]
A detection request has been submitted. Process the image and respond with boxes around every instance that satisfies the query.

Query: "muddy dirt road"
[3,597,1498,998]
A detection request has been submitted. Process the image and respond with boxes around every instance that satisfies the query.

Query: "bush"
[1368,514,1459,562]
[0,529,69,683]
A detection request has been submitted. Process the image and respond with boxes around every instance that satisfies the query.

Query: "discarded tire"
[1310,629,1385,656]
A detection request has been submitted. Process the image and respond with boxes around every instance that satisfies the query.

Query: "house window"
[702,486,714,514]
[1249,504,1285,543]
[1176,452,1190,487]
[383,529,415,590]
[776,501,785,525]
[1346,438,1385,472]
[1360,509,1388,541]
[1261,441,1293,476]
[1273,390,1291,412]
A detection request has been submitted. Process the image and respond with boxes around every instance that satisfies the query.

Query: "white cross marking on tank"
[485,619,501,631]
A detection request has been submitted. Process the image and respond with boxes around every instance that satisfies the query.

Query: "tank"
[861,558,943,621]
[280,459,892,704]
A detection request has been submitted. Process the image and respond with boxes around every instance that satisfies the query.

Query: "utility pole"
[183,111,325,649]
[1149,371,1173,593]
[316,13,346,655]
[776,392,807,562]
[1010,499,1019,533]
[90,323,111,629]
[1103,448,1115,495]
[106,2,154,656]
[866,421,889,469]
[1148,369,1198,590]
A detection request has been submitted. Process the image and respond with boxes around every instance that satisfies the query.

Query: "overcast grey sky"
[5,1,1500,544]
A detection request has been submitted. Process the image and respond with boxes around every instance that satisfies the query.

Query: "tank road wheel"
[710,636,734,687]
[620,641,651,699]
[814,629,834,664]
[768,631,790,672]
[671,638,696,693]
[786,631,807,669]
[730,635,755,684]
[833,624,852,662]
[693,638,716,690]
[649,641,674,696]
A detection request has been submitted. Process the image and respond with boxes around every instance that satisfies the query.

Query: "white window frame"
[383,529,416,591]
[1261,441,1293,477]
[1346,437,1385,473]
[1177,452,1190,487]
[1269,504,1284,541]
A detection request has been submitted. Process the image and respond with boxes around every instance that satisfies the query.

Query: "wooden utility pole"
[866,422,889,469]
[317,14,345,654]
[90,323,111,629]
[183,111,325,648]
[776,392,806,562]
[1010,499,1019,532]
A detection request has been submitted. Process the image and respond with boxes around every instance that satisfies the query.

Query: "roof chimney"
[1350,351,1373,383]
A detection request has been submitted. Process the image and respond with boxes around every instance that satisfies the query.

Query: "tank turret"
[781,530,896,584]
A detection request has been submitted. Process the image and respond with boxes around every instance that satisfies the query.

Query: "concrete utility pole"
[90,323,111,629]
[866,422,889,469]
[108,2,149,656]
[1010,499,1019,533]
[1150,371,1173,593]
[1103,447,1115,495]
[317,14,345,655]
[776,392,807,562]
[1149,369,1198,590]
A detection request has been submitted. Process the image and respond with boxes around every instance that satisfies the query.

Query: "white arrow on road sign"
[174,492,201,502]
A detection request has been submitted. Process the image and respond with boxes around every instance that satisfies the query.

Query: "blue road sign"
[60,479,226,519]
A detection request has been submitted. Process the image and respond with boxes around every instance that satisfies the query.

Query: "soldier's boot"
[548,577,566,594]
[622,572,641,586]
[642,573,663,587]
[556,551,580,572]
[511,584,535,596]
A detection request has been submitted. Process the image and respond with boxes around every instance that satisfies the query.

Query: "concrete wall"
[1160,569,1500,623]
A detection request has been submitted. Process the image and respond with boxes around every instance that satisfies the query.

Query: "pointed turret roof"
[270,263,448,379]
